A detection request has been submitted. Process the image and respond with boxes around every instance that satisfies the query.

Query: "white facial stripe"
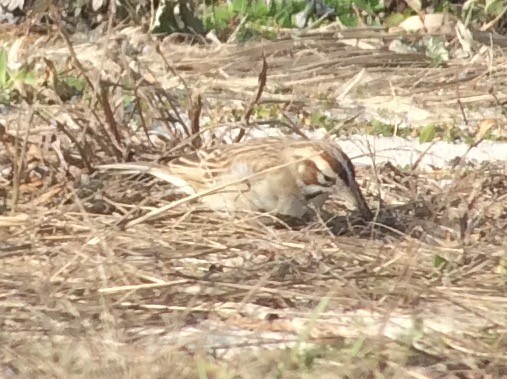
[302,183,333,195]
[313,155,338,179]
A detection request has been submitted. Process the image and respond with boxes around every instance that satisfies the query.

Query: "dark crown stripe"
[321,151,355,187]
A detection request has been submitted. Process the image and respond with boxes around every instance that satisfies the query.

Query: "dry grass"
[1,22,507,378]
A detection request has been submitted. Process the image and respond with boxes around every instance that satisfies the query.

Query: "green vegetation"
[360,120,504,144]
[418,123,436,143]
[0,48,37,104]
[199,0,507,42]
[62,75,86,93]
[202,0,385,41]
[366,120,411,138]
[462,0,507,26]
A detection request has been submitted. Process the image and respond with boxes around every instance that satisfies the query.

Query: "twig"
[36,111,93,172]
[153,91,190,139]
[99,81,122,145]
[122,53,156,148]
[132,84,155,148]
[411,140,436,172]
[99,279,190,294]
[11,106,34,213]
[480,6,507,31]
[89,108,124,160]
[227,16,248,43]
[456,81,468,126]
[489,87,507,121]
[155,42,189,92]
[280,113,309,140]
[50,4,124,150]
[188,92,202,149]
[155,89,191,137]
[55,121,93,171]
[73,117,120,160]
[235,53,268,142]
[49,5,96,93]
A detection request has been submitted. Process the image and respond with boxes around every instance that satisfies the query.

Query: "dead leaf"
[474,118,497,142]
[456,21,474,54]
[18,179,44,193]
[404,0,422,13]
[394,13,455,34]
[25,184,64,207]
[26,144,44,163]
[7,36,25,70]
[335,68,366,100]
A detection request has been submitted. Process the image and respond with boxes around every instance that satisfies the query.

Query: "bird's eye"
[322,173,335,183]
[317,172,335,186]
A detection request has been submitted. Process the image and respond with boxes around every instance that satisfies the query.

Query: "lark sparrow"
[98,137,373,221]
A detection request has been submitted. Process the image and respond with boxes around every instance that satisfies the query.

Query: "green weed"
[0,48,37,104]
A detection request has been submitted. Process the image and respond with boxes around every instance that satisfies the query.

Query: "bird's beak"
[342,180,373,221]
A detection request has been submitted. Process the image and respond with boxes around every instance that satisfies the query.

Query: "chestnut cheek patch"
[298,160,319,186]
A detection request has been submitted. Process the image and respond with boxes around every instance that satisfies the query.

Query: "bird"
[98,137,373,223]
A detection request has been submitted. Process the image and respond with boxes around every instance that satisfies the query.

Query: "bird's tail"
[97,162,196,196]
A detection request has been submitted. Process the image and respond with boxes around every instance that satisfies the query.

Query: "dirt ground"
[1,22,507,378]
